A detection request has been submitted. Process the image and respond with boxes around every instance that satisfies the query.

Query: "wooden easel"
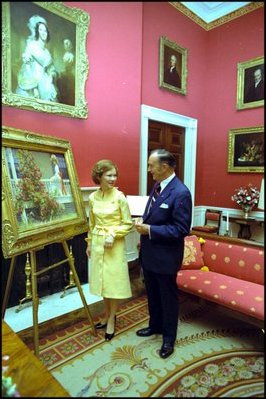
[2,240,97,358]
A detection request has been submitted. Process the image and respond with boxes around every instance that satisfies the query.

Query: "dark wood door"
[147,120,185,193]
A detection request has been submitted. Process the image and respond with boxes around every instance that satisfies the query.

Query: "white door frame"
[139,104,198,209]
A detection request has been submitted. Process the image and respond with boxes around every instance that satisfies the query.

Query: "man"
[245,67,264,103]
[135,149,192,359]
[164,54,181,88]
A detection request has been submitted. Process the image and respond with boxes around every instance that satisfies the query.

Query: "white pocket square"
[160,203,169,209]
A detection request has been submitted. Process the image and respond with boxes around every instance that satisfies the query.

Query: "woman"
[50,154,67,195]
[86,160,134,341]
[16,15,58,102]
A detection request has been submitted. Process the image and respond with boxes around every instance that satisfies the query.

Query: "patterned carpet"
[34,293,264,397]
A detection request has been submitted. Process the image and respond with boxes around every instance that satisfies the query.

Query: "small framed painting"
[236,56,264,110]
[159,36,188,95]
[227,126,264,173]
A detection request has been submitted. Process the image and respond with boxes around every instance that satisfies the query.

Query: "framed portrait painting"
[236,56,264,110]
[2,2,90,119]
[159,36,188,95]
[227,126,264,173]
[2,126,88,258]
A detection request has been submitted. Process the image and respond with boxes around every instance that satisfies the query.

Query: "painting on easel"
[2,126,88,258]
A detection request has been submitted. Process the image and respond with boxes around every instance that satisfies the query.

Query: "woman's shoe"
[105,331,115,341]
[95,321,107,329]
[104,315,117,341]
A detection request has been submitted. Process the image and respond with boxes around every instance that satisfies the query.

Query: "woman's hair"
[35,21,50,42]
[50,154,58,164]
[91,159,118,184]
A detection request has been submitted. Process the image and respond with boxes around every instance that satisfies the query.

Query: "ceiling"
[170,2,263,30]
[180,2,251,23]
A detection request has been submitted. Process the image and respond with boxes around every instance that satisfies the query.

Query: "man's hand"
[135,222,150,235]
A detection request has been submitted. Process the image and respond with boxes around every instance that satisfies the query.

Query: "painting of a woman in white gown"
[15,15,59,102]
[50,154,68,196]
[9,3,78,106]
[3,2,89,118]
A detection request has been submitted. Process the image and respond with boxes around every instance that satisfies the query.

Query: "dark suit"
[245,79,264,103]
[139,176,192,344]
[164,67,181,88]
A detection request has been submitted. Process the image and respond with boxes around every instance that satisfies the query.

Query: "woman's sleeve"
[111,194,134,238]
[22,43,32,62]
[85,197,95,244]
[17,42,39,89]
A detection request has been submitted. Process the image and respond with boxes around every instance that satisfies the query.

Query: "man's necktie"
[150,183,161,208]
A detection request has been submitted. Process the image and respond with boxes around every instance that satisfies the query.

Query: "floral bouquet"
[231,184,260,209]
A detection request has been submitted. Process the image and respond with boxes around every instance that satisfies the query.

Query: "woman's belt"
[92,226,114,235]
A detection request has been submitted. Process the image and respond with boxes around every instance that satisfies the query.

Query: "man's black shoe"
[159,343,174,359]
[136,327,159,337]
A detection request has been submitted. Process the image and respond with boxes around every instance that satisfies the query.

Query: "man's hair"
[170,55,177,63]
[254,67,263,77]
[91,159,118,184]
[150,149,176,168]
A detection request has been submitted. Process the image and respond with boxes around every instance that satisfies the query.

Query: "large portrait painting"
[159,36,188,95]
[2,2,90,119]
[236,56,264,110]
[227,126,264,173]
[2,126,88,258]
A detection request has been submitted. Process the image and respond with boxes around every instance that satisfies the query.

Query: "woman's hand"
[86,245,91,257]
[33,88,40,98]
[22,52,33,63]
[104,235,114,248]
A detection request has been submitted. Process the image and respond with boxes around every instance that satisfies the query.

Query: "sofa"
[177,231,264,328]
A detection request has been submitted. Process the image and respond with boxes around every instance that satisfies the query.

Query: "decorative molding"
[169,2,264,31]
[139,105,198,221]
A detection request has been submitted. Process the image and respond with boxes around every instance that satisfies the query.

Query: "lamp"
[258,178,264,210]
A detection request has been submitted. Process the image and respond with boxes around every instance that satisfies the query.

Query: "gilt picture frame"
[2,2,90,119]
[159,36,188,95]
[227,126,264,173]
[236,56,264,110]
[2,126,88,258]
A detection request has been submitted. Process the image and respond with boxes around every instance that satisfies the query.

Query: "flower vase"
[242,205,252,219]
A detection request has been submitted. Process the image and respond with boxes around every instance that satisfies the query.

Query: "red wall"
[2,3,264,208]
[141,3,264,209]
[199,8,264,208]
[142,2,207,120]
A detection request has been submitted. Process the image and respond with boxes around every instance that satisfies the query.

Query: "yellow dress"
[86,187,134,298]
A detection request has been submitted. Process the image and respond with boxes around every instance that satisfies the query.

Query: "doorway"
[147,120,185,194]
[139,105,198,207]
